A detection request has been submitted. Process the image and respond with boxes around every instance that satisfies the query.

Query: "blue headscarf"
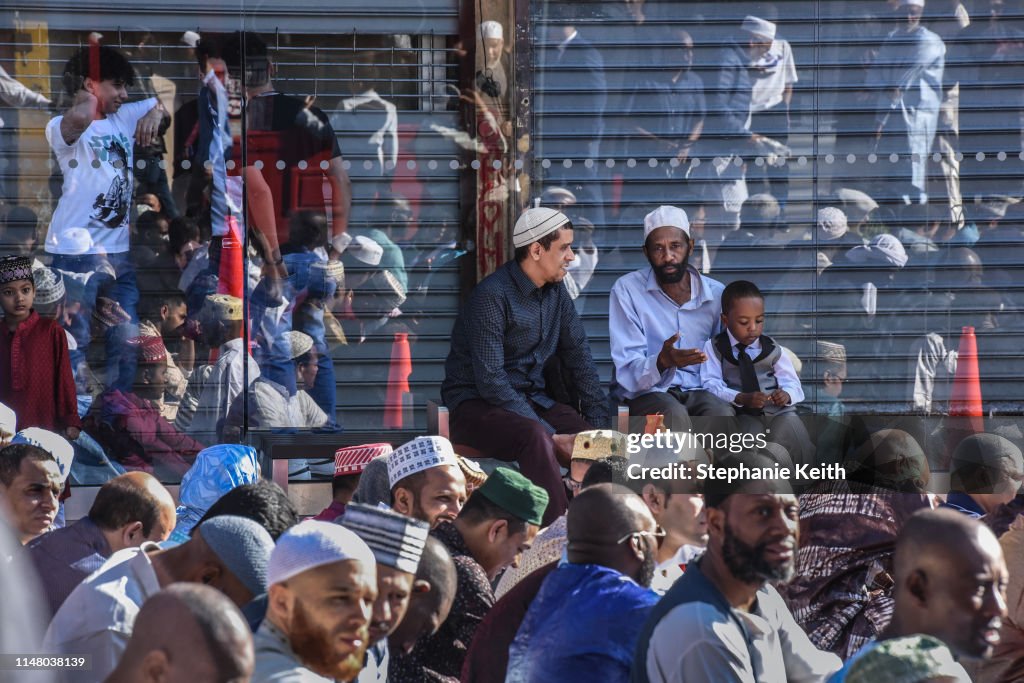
[167,444,260,545]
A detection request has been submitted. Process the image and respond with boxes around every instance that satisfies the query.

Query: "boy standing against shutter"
[45,44,168,390]
[700,280,812,466]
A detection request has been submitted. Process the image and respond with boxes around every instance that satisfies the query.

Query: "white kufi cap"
[268,520,376,586]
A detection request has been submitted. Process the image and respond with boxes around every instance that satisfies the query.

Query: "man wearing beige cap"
[442,207,609,526]
[178,293,259,440]
[610,205,734,433]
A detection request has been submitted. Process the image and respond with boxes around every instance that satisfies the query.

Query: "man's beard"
[637,539,657,588]
[289,598,369,682]
[721,521,795,584]
[651,254,689,285]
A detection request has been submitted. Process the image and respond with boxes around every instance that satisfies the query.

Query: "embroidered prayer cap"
[0,403,15,440]
[817,207,849,241]
[12,428,74,484]
[339,502,429,575]
[643,205,690,241]
[348,235,384,266]
[0,256,32,287]
[387,436,460,489]
[816,340,847,365]
[32,267,65,306]
[456,456,488,489]
[205,293,244,321]
[181,30,201,48]
[288,331,314,360]
[382,269,407,306]
[196,515,274,597]
[847,635,962,683]
[335,443,392,477]
[741,15,777,40]
[309,260,345,299]
[476,467,549,527]
[571,430,628,462]
[128,335,168,364]
[480,20,504,40]
[268,519,376,586]
[92,296,132,330]
[512,207,571,248]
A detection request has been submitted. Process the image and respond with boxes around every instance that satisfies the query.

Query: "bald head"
[567,483,653,546]
[388,535,457,655]
[856,429,929,492]
[567,484,656,584]
[90,472,177,550]
[951,433,1023,498]
[106,584,253,683]
[891,508,1007,660]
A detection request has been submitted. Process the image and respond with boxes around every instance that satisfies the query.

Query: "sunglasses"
[616,527,667,545]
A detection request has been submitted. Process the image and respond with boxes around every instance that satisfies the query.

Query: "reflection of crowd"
[2,9,1024,683]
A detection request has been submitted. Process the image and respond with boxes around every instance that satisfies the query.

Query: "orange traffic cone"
[942,325,985,470]
[949,326,983,433]
[384,332,412,429]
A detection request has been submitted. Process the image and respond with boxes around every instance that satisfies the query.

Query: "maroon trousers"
[450,399,592,526]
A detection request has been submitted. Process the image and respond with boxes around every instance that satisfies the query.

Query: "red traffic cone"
[383,332,412,429]
[217,215,245,299]
[949,326,983,434]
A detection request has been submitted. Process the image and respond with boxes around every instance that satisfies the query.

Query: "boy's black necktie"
[735,343,761,393]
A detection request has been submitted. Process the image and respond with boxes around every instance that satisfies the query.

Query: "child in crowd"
[0,256,80,440]
[701,279,813,466]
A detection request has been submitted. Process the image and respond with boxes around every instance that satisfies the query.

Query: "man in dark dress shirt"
[27,472,175,616]
[389,468,546,682]
[441,208,609,525]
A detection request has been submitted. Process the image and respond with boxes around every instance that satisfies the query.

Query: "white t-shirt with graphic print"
[44,97,156,255]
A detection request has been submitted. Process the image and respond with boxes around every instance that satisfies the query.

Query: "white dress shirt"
[43,542,163,682]
[188,336,261,440]
[700,329,804,405]
[609,266,725,400]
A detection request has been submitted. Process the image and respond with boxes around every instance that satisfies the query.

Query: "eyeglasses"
[615,527,667,545]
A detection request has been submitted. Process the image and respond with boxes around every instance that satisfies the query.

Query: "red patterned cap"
[128,335,168,363]
[335,443,393,476]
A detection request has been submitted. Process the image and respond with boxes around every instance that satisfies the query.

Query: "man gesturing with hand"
[609,206,736,433]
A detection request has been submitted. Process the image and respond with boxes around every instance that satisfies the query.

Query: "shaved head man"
[507,484,660,682]
[830,508,1008,682]
[105,584,254,683]
[388,535,457,656]
[888,509,1007,660]
[566,483,659,586]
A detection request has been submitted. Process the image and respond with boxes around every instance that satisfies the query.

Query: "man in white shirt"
[609,206,736,434]
[633,457,842,683]
[44,514,274,682]
[749,18,798,207]
[178,293,260,442]
[45,44,168,391]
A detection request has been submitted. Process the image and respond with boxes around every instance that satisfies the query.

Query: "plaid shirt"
[441,260,609,429]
